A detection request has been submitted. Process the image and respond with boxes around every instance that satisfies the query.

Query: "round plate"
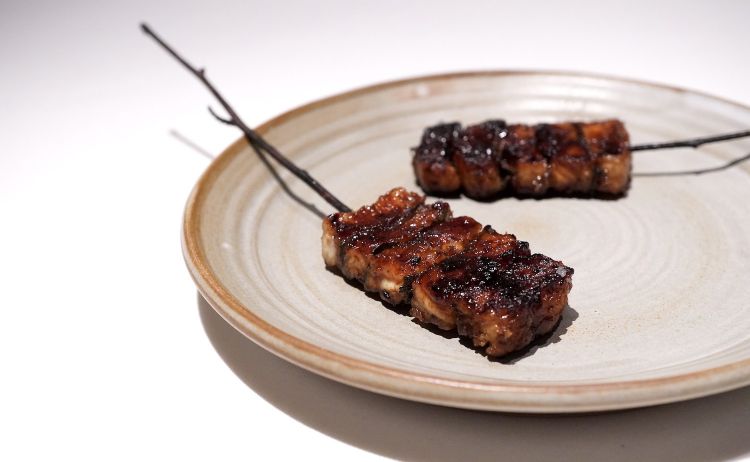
[183,71,750,412]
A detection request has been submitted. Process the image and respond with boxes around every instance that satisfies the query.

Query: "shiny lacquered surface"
[183,71,750,412]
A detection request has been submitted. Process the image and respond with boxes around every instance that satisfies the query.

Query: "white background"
[3,0,750,460]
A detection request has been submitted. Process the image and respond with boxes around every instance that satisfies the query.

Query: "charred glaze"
[414,229,573,356]
[453,120,508,198]
[412,123,463,194]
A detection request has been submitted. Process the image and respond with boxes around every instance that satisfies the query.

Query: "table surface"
[3,1,750,460]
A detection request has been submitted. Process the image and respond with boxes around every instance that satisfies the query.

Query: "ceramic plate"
[183,71,750,412]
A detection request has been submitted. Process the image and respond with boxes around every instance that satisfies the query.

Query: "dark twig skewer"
[634,152,750,177]
[631,130,750,152]
[631,128,750,176]
[140,23,351,213]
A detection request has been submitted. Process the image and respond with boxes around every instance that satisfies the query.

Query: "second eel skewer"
[413,119,750,199]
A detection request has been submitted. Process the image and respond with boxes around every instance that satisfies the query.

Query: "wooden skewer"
[631,130,750,152]
[141,23,351,213]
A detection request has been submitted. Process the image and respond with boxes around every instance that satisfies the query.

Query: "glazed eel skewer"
[413,119,750,199]
[322,187,573,356]
[142,24,575,357]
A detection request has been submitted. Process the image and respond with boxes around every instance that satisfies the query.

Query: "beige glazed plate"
[183,71,750,413]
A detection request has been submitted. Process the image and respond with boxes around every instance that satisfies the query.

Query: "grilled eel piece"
[322,187,573,357]
[413,119,631,198]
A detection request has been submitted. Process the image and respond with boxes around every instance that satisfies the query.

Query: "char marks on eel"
[413,119,632,198]
[322,188,574,357]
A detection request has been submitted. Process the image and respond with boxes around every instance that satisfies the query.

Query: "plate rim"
[183,69,750,412]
